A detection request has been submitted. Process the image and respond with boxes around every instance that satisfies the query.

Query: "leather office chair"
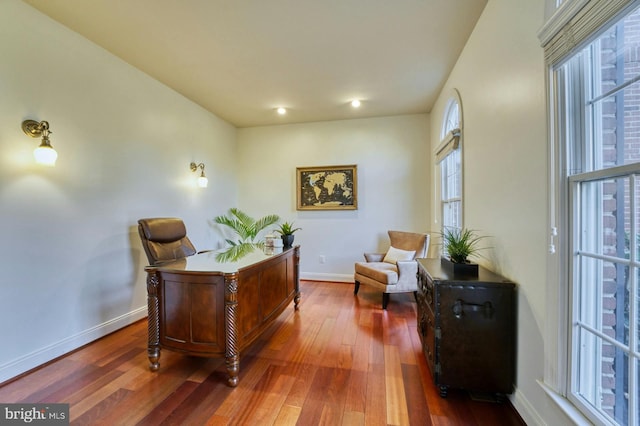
[138,217,197,265]
[354,230,430,309]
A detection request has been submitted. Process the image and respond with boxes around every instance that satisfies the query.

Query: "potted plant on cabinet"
[440,227,486,276]
[275,221,301,248]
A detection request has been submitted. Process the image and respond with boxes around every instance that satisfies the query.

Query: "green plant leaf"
[215,208,281,244]
[441,227,487,263]
[254,214,280,235]
[214,209,281,261]
[275,221,302,235]
[215,242,256,262]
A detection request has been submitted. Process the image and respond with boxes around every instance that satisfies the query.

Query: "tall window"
[555,5,640,425]
[437,91,463,236]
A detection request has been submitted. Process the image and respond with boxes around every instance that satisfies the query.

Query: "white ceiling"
[23,0,487,128]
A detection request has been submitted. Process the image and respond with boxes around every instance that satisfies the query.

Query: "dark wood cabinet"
[416,258,516,398]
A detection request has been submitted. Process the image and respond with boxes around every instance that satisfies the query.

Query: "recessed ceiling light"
[277,107,287,115]
[351,100,361,108]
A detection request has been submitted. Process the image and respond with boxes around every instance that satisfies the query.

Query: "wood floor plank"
[384,344,410,425]
[282,361,318,408]
[296,365,350,425]
[134,380,199,425]
[0,359,82,402]
[306,317,336,363]
[351,316,372,372]
[273,403,302,425]
[230,367,296,425]
[64,369,124,406]
[0,280,525,426]
[342,410,366,426]
[344,369,367,413]
[185,358,225,384]
[69,366,148,418]
[364,369,387,426]
[275,313,321,366]
[369,312,385,373]
[24,364,105,403]
[402,363,433,425]
[72,387,134,426]
[160,373,230,425]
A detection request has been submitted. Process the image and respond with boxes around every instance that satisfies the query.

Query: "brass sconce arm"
[21,119,58,166]
[190,162,208,188]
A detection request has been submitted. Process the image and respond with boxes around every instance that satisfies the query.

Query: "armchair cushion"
[355,261,398,284]
[382,246,416,264]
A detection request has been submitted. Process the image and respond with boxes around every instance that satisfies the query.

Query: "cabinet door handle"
[425,287,433,305]
[452,299,494,319]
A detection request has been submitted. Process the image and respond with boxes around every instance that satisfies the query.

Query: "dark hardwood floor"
[0,281,525,425]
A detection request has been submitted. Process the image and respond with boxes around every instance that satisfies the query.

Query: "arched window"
[441,97,460,139]
[436,90,463,234]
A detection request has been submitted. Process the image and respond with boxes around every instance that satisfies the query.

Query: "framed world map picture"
[296,165,358,210]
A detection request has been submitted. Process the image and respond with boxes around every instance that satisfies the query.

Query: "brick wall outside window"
[599,11,640,417]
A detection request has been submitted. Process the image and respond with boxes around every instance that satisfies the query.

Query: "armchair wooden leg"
[382,293,389,309]
[354,281,360,295]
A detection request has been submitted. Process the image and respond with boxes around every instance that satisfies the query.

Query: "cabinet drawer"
[423,320,435,374]
[418,268,435,315]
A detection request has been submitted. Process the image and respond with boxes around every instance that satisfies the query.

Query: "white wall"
[0,0,237,382]
[429,0,570,424]
[237,115,430,281]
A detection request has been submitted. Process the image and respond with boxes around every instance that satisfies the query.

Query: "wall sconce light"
[190,162,208,188]
[22,119,58,166]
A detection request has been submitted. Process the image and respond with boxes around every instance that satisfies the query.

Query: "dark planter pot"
[441,257,478,277]
[282,234,295,248]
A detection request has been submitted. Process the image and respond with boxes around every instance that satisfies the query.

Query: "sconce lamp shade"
[33,143,58,166]
[22,119,58,166]
[190,162,208,188]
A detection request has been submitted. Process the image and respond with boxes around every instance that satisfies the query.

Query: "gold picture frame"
[296,165,358,210]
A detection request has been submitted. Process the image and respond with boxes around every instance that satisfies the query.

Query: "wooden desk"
[144,246,300,386]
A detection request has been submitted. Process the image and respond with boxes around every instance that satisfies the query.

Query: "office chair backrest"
[138,217,197,265]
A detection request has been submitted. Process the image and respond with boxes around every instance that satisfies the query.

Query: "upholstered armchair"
[138,217,197,266]
[354,230,430,309]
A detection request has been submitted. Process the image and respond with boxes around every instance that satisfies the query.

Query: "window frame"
[437,89,464,239]
[546,4,640,424]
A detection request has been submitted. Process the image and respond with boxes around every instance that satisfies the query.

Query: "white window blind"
[541,0,635,65]
[435,128,461,164]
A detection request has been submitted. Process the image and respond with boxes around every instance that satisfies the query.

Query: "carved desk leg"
[146,271,161,371]
[224,273,239,387]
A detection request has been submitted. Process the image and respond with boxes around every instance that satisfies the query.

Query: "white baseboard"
[512,386,546,426]
[300,272,354,283]
[0,306,147,384]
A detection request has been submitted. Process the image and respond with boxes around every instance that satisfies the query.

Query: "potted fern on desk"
[214,208,280,261]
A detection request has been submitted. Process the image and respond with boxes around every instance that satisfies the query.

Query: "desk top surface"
[145,246,296,274]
